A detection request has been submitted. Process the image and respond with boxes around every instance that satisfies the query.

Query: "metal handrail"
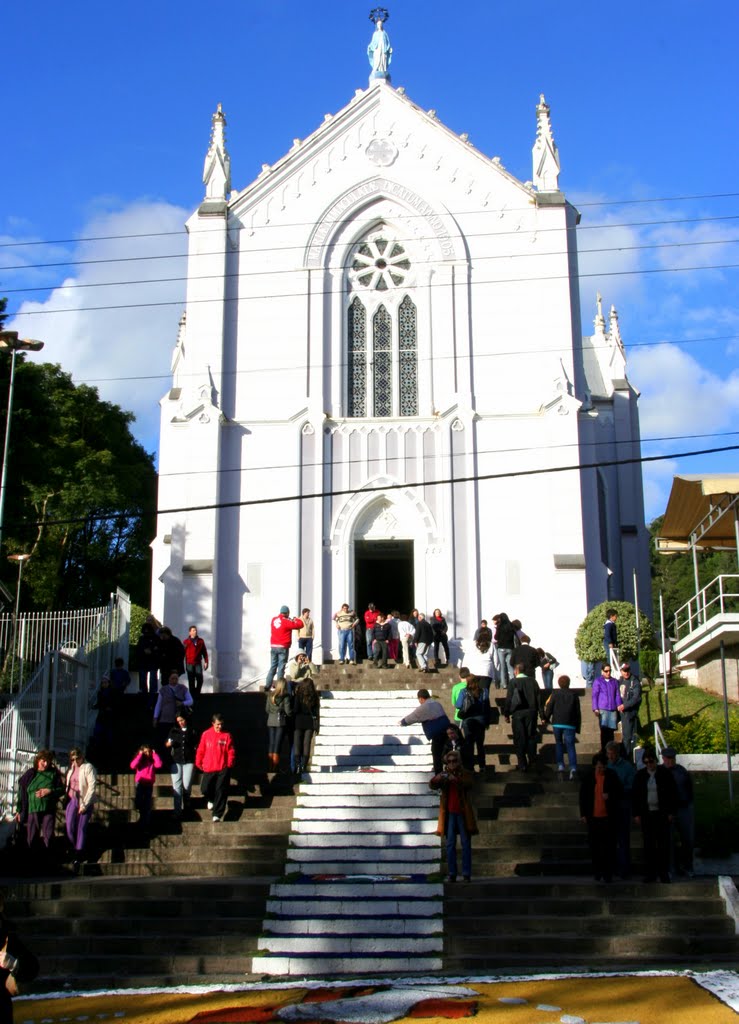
[674,574,739,641]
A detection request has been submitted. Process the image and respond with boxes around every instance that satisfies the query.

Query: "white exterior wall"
[152,83,650,690]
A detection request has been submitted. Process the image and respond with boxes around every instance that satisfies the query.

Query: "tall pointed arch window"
[346,229,418,417]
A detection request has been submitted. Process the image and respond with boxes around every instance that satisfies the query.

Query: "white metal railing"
[0,603,106,691]
[0,589,131,819]
[674,574,739,642]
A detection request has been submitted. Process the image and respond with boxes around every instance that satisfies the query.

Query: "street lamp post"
[0,331,45,553]
[8,552,31,693]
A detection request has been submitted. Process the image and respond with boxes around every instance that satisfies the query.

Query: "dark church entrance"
[354,540,414,625]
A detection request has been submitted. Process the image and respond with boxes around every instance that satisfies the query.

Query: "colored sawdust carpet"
[14,976,739,1024]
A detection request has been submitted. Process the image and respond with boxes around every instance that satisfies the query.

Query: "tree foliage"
[649,516,736,634]
[0,357,156,610]
[574,599,656,663]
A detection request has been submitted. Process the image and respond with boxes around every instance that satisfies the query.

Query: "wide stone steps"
[253,690,443,976]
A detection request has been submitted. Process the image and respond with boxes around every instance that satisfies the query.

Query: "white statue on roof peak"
[367,7,392,85]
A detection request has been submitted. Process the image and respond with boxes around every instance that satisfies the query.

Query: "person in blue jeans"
[541,674,581,780]
[430,750,478,882]
[333,603,358,664]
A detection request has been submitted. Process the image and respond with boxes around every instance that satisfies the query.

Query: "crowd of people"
[410,642,695,885]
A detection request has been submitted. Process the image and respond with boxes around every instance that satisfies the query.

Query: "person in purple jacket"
[592,665,620,750]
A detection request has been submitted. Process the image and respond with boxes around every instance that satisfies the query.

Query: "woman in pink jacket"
[130,744,162,829]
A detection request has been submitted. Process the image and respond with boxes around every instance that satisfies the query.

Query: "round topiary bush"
[574,599,656,663]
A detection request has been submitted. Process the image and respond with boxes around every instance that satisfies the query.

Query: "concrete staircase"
[254,689,444,976]
[5,664,739,989]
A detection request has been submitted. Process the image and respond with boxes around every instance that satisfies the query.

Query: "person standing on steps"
[413,613,434,673]
[370,613,391,669]
[265,606,304,692]
[364,603,379,660]
[579,751,623,883]
[503,659,540,773]
[632,746,678,883]
[265,679,292,772]
[166,711,197,820]
[64,749,96,874]
[430,750,477,882]
[130,744,162,830]
[661,746,694,877]
[494,612,516,691]
[297,608,315,663]
[455,676,490,774]
[431,609,450,667]
[617,662,642,758]
[333,603,358,664]
[196,714,236,823]
[183,625,209,697]
[592,665,620,750]
[398,614,415,668]
[292,679,320,778]
[605,740,636,879]
[398,688,450,773]
[604,608,619,668]
[153,671,193,756]
[541,674,581,780]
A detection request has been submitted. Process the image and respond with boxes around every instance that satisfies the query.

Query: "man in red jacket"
[195,714,236,822]
[265,606,304,692]
[183,625,209,697]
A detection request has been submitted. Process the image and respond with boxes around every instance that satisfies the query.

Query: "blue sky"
[1,0,737,521]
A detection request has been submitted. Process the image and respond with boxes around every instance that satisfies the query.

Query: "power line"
[1,191,738,251]
[3,213,739,275]
[9,441,739,531]
[153,429,739,482]
[4,236,737,296]
[9,261,739,320]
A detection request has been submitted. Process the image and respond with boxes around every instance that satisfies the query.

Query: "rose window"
[350,237,411,292]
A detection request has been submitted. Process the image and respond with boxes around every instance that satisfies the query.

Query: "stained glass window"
[346,229,418,418]
[398,295,418,417]
[373,305,392,417]
[347,296,367,418]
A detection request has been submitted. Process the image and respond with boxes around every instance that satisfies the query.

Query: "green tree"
[574,599,656,663]
[0,358,156,609]
[649,516,736,631]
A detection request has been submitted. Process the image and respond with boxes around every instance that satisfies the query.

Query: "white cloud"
[6,200,189,454]
[630,343,739,438]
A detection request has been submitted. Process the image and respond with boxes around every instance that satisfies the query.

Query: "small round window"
[349,235,411,292]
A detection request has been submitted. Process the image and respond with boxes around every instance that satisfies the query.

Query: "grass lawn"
[638,679,730,735]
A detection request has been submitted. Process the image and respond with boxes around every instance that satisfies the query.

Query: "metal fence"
[674,574,739,641]
[0,589,131,819]
[0,602,106,692]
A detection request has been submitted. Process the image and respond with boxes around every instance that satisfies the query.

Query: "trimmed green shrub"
[574,600,656,663]
[664,714,739,755]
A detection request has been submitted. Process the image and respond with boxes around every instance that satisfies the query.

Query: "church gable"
[227,84,535,234]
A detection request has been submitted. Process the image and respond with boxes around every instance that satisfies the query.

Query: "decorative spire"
[609,304,624,352]
[594,292,606,336]
[367,8,392,86]
[203,103,231,201]
[532,93,561,192]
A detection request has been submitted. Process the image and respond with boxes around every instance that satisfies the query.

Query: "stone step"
[289,833,439,848]
[292,806,434,821]
[263,917,440,936]
[291,819,437,834]
[253,954,442,975]
[296,793,437,806]
[443,914,735,938]
[257,935,442,954]
[266,897,442,916]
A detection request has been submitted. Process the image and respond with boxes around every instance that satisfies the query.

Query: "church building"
[152,13,650,689]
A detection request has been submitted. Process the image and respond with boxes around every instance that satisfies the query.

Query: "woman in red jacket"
[195,714,236,823]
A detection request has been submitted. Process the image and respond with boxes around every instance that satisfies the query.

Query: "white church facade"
[152,22,650,689]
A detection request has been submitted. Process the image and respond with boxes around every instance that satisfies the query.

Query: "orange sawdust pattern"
[15,976,739,1024]
[408,998,477,1017]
